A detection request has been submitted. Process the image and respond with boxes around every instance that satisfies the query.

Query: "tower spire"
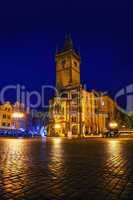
[64,33,73,51]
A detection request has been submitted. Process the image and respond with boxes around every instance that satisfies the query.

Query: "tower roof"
[56,34,80,57]
[64,34,73,51]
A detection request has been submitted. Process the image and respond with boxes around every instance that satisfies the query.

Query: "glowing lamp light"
[55,124,61,129]
[109,122,118,129]
[101,101,105,106]
[53,137,61,145]
[12,112,24,119]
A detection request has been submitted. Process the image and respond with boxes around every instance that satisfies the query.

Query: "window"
[71,116,77,123]
[74,61,77,67]
[61,107,64,115]
[71,93,78,99]
[61,93,68,98]
[2,122,6,126]
[61,60,66,68]
[3,114,6,119]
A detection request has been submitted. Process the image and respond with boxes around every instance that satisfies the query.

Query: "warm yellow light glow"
[107,140,120,159]
[55,124,61,129]
[12,112,24,119]
[3,138,28,193]
[52,137,62,145]
[109,140,119,145]
[109,122,118,129]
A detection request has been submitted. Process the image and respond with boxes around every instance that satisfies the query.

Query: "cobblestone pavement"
[0,138,133,200]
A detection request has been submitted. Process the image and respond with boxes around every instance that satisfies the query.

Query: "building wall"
[56,51,80,89]
[0,101,27,130]
[48,88,110,137]
[0,102,13,129]
[48,97,68,136]
[80,90,107,134]
[100,96,116,127]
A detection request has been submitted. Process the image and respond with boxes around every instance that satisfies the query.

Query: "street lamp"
[12,112,24,119]
[109,122,118,129]
[55,123,61,129]
[12,112,25,130]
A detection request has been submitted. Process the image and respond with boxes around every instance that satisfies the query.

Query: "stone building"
[0,102,13,128]
[48,36,116,137]
[0,101,27,130]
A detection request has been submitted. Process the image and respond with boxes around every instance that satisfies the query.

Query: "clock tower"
[55,35,81,90]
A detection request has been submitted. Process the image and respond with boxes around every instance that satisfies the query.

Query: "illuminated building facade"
[12,102,27,130]
[48,36,116,137]
[0,102,13,128]
[0,101,27,130]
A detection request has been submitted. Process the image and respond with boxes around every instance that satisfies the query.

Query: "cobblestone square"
[0,137,133,199]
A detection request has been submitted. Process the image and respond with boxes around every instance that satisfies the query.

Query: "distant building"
[0,102,13,129]
[0,101,27,130]
[48,36,117,137]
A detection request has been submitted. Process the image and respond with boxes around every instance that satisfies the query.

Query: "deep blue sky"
[0,0,132,108]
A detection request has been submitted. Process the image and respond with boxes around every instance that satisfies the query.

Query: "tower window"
[61,60,66,68]
[74,61,77,67]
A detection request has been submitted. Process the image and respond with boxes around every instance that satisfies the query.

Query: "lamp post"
[12,112,25,129]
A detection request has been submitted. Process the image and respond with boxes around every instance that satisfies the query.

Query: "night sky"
[0,0,132,109]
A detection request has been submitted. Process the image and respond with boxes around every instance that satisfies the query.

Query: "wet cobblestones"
[0,138,133,199]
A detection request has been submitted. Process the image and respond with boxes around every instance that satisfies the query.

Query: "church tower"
[55,35,81,91]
